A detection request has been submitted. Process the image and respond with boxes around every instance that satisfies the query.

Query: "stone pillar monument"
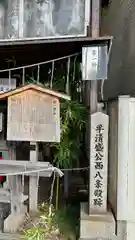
[89,112,108,214]
[80,111,116,240]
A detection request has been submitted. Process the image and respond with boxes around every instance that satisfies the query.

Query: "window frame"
[0,0,90,42]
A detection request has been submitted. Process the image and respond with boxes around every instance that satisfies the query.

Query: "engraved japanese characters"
[89,112,109,213]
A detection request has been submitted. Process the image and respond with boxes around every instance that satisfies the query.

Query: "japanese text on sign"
[89,112,109,213]
[7,90,60,142]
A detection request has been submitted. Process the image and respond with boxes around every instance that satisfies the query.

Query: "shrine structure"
[0,83,70,233]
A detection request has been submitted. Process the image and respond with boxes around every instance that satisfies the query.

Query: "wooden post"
[8,144,23,215]
[90,0,100,110]
[64,59,71,199]
[29,142,39,212]
[88,0,99,214]
[91,0,100,38]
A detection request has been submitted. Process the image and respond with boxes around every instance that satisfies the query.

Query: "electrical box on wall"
[82,45,108,81]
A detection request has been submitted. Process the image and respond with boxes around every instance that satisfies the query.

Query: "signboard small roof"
[0,83,71,101]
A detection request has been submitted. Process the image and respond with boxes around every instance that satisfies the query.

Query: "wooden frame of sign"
[0,84,70,142]
[0,84,70,232]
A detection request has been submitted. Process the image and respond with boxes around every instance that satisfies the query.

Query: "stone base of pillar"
[4,205,27,233]
[80,202,116,240]
[4,213,25,233]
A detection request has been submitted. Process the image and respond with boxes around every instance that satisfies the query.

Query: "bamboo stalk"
[55,176,59,210]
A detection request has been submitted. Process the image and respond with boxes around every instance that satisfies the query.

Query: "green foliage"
[23,203,79,240]
[24,227,45,240]
[6,56,85,239]
[52,100,87,168]
[23,203,57,240]
[53,204,79,240]
[6,56,16,68]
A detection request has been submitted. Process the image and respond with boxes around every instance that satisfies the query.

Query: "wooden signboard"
[7,89,60,142]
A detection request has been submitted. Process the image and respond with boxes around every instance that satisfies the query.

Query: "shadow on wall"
[101,0,135,101]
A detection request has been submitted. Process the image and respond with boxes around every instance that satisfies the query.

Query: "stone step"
[0,232,24,240]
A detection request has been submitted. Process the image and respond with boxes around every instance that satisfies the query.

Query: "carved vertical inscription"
[7,89,60,142]
[89,112,109,213]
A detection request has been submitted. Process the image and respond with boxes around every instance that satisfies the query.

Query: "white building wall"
[109,96,135,240]
[108,100,118,216]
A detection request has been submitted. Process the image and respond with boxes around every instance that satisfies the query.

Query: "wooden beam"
[88,0,100,215]
[0,84,71,101]
[91,0,100,38]
[0,160,53,177]
[0,160,51,167]
[8,145,24,214]
[0,36,112,46]
[0,189,28,204]
[29,142,39,212]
